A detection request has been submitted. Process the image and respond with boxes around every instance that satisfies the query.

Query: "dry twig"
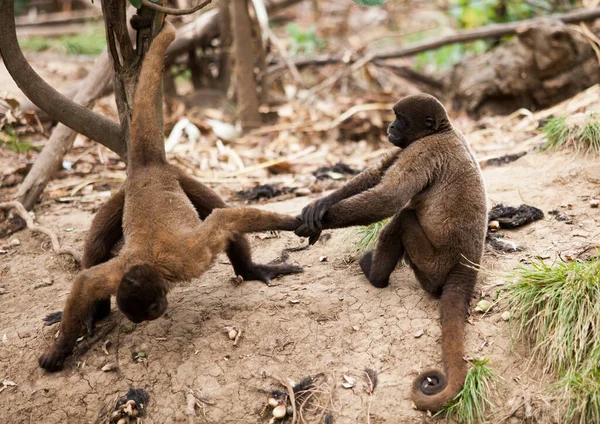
[0,201,81,263]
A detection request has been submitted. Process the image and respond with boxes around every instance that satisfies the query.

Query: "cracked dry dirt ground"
[1,150,599,424]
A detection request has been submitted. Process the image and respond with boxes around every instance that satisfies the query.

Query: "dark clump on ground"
[236,184,297,202]
[548,209,573,223]
[481,152,527,168]
[313,162,361,180]
[488,203,544,229]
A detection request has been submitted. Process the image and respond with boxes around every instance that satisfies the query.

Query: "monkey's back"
[122,166,201,244]
[410,131,487,263]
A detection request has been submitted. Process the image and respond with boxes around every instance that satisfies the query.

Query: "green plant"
[436,357,496,424]
[286,23,325,55]
[0,125,37,154]
[505,256,600,423]
[19,23,106,55]
[542,114,600,154]
[350,218,389,257]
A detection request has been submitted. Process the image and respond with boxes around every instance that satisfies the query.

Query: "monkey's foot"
[42,298,111,336]
[359,250,390,288]
[240,263,303,285]
[86,298,111,335]
[42,311,63,326]
[359,250,374,277]
[39,347,67,372]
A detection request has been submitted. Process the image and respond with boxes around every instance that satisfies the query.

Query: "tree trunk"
[231,0,261,130]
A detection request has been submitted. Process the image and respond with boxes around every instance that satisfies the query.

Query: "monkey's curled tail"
[411,265,476,412]
[129,21,176,168]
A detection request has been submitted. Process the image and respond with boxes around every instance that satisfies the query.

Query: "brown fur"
[296,94,488,412]
[38,22,302,372]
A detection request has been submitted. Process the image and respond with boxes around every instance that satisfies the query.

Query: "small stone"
[488,220,500,230]
[590,199,599,208]
[294,187,311,196]
[9,238,20,246]
[353,325,360,332]
[101,363,117,372]
[268,397,279,407]
[501,311,511,321]
[414,329,424,338]
[228,329,237,340]
[289,299,300,304]
[342,375,355,388]
[272,404,287,419]
[475,299,493,313]
[319,255,328,262]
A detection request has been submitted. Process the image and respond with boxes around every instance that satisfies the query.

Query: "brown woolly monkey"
[296,94,487,412]
[38,21,302,372]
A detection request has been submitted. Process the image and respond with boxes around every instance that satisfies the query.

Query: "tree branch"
[268,6,600,73]
[141,0,212,16]
[373,6,600,61]
[0,0,125,159]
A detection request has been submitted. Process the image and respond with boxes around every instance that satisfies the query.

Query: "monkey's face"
[117,264,169,323]
[388,94,450,148]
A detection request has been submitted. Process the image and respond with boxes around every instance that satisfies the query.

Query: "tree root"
[0,201,81,264]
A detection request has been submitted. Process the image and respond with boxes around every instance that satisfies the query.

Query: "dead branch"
[15,49,114,211]
[0,201,81,263]
[268,6,600,74]
[141,0,212,16]
[0,0,125,159]
[373,6,600,61]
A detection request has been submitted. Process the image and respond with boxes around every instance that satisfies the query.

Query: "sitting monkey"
[39,21,302,372]
[296,94,487,412]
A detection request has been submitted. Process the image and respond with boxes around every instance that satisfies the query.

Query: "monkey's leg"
[39,258,125,372]
[43,190,125,333]
[360,212,405,288]
[177,170,302,283]
[399,210,451,296]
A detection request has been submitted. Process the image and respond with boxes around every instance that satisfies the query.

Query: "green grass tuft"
[542,114,600,154]
[436,357,497,424]
[350,218,389,258]
[19,23,106,55]
[505,256,600,423]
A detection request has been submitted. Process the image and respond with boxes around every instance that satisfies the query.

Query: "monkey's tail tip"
[411,368,460,413]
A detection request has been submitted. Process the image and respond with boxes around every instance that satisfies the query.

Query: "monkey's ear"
[425,117,435,129]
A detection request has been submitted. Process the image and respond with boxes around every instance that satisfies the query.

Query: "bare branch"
[141,0,212,16]
[268,6,600,73]
[0,0,125,158]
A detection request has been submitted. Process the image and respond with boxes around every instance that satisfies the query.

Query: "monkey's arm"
[177,169,302,283]
[299,150,400,236]
[43,190,125,331]
[302,150,435,231]
[82,189,125,268]
[39,258,126,372]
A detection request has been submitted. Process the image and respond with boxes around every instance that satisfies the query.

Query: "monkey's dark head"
[117,264,169,323]
[388,94,451,148]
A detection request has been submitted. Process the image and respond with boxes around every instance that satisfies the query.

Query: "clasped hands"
[294,197,333,245]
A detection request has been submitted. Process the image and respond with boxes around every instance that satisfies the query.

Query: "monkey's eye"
[425,117,435,128]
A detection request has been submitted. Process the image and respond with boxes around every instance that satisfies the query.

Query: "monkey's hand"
[239,263,303,285]
[295,198,333,244]
[39,342,68,372]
